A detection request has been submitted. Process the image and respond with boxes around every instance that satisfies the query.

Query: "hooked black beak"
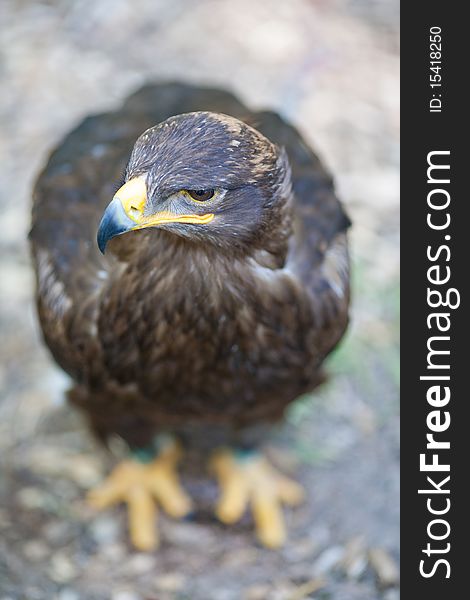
[97,197,136,254]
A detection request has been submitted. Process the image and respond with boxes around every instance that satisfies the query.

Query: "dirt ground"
[0,1,399,599]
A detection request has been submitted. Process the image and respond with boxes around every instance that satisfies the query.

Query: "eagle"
[30,82,351,550]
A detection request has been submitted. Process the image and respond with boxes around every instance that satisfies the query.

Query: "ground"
[0,1,399,598]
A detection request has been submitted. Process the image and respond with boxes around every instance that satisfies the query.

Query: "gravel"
[0,0,399,598]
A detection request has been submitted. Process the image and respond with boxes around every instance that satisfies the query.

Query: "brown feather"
[30,82,350,450]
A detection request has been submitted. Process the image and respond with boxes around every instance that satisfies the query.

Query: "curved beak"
[97,176,148,254]
[97,197,136,254]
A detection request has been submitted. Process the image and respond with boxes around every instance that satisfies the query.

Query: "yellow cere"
[114,176,148,222]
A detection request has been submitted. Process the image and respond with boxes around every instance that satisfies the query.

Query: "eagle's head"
[97,112,292,257]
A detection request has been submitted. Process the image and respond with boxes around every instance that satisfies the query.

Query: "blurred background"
[0,1,399,599]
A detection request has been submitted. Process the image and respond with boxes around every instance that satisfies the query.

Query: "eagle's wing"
[30,104,144,378]
[253,110,351,356]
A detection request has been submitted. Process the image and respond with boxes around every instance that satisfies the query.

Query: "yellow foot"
[87,440,192,551]
[210,449,305,549]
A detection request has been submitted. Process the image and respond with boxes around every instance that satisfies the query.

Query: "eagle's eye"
[186,189,215,202]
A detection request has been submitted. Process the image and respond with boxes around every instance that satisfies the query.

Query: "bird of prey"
[30,82,350,550]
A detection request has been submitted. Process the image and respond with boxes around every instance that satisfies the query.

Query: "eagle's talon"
[87,440,192,550]
[210,449,304,549]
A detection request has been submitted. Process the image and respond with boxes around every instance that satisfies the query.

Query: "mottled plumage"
[30,82,350,451]
[30,83,351,549]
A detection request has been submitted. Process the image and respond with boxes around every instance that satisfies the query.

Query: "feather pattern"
[30,82,350,449]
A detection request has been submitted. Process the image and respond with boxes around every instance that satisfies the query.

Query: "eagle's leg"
[210,448,305,549]
[87,435,192,550]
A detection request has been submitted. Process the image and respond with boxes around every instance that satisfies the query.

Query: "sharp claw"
[216,480,249,524]
[147,469,192,518]
[277,477,306,506]
[252,492,286,549]
[156,484,193,519]
[87,484,124,509]
[216,500,245,524]
[211,449,304,548]
[128,486,159,551]
[87,445,191,551]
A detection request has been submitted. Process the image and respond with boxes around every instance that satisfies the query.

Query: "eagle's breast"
[94,233,315,423]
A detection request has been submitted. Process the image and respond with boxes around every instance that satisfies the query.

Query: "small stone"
[0,508,11,529]
[17,486,47,509]
[164,521,215,546]
[287,577,326,600]
[341,536,368,579]
[27,447,102,487]
[313,546,344,575]
[101,542,127,561]
[48,553,77,583]
[221,547,259,568]
[43,520,70,544]
[126,552,156,574]
[154,572,186,592]
[369,547,399,587]
[283,536,318,562]
[68,455,103,487]
[354,403,378,435]
[22,539,50,561]
[212,590,242,600]
[111,591,142,600]
[269,581,297,600]
[91,515,120,545]
[57,589,80,600]
[383,590,400,600]
[346,553,368,580]
[244,584,271,600]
